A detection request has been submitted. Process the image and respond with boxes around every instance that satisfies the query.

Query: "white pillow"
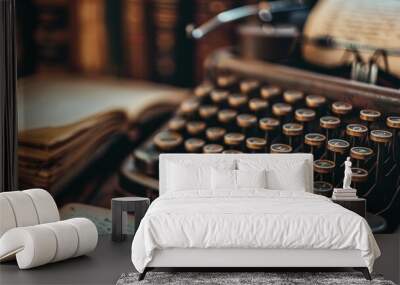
[237,159,307,191]
[236,169,267,189]
[167,162,211,191]
[211,168,236,190]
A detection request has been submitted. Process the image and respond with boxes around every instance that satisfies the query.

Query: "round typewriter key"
[222,150,243,154]
[210,90,229,105]
[259,117,280,131]
[360,109,381,122]
[313,159,335,174]
[218,109,237,125]
[216,74,237,89]
[240,79,260,95]
[386,116,400,129]
[199,105,218,120]
[236,114,257,128]
[351,168,368,183]
[246,137,267,152]
[282,123,303,136]
[370,130,392,143]
[283,90,304,105]
[206,127,226,142]
[272,103,292,118]
[154,131,183,151]
[228,93,248,110]
[313,181,333,197]
[346,124,368,137]
[184,138,205,153]
[203,144,224,153]
[295,108,316,123]
[331,101,353,116]
[304,133,326,147]
[167,117,186,132]
[260,85,282,100]
[179,98,200,118]
[194,82,213,100]
[327,139,350,154]
[306,95,326,109]
[186,121,206,136]
[270,143,292,153]
[350,146,373,161]
[224,133,245,150]
[320,116,341,129]
[249,98,268,114]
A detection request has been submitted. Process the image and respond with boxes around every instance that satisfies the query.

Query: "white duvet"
[131,190,380,273]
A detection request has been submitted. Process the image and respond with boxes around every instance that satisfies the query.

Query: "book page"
[303,0,400,78]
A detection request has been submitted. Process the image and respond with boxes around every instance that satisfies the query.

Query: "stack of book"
[332,188,358,200]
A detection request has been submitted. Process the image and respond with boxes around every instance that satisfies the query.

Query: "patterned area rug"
[116,271,395,285]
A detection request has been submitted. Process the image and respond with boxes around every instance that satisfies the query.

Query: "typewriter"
[122,1,400,233]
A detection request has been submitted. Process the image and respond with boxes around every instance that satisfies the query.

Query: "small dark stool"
[111,197,150,242]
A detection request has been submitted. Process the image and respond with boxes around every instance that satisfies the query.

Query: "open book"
[303,0,400,78]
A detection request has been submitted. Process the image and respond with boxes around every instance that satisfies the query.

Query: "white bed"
[131,154,380,280]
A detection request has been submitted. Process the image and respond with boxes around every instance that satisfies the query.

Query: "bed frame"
[138,154,372,281]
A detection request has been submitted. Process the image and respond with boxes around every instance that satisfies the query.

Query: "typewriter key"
[179,98,200,119]
[216,74,237,90]
[283,123,303,149]
[346,124,368,147]
[186,121,206,137]
[270,143,292,153]
[306,95,326,109]
[320,116,341,140]
[305,133,326,158]
[351,168,368,183]
[260,85,282,101]
[370,130,392,186]
[218,109,238,131]
[206,127,226,143]
[224,133,245,150]
[327,139,350,154]
[185,138,205,153]
[259,117,280,131]
[370,130,392,143]
[272,103,292,123]
[210,90,229,106]
[386,116,400,163]
[313,159,335,185]
[237,114,257,136]
[360,109,381,123]
[240,79,260,96]
[167,117,186,133]
[203,144,224,153]
[295,108,316,123]
[246,137,267,153]
[295,108,316,132]
[228,93,248,111]
[194,82,213,101]
[249,98,268,116]
[331,101,353,116]
[199,105,218,124]
[350,146,373,161]
[313,181,333,197]
[222,150,243,154]
[283,90,304,105]
[154,131,183,152]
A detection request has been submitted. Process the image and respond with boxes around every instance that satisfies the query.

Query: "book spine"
[71,0,108,74]
[150,0,194,86]
[122,0,150,79]
[32,0,71,73]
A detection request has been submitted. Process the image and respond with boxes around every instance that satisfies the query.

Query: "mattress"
[131,190,380,273]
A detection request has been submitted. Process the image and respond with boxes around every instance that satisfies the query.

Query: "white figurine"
[343,157,353,189]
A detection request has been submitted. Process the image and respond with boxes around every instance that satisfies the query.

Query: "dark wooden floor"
[1,234,398,285]
[0,235,133,285]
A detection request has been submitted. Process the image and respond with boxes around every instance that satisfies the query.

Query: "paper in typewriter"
[303,0,400,78]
